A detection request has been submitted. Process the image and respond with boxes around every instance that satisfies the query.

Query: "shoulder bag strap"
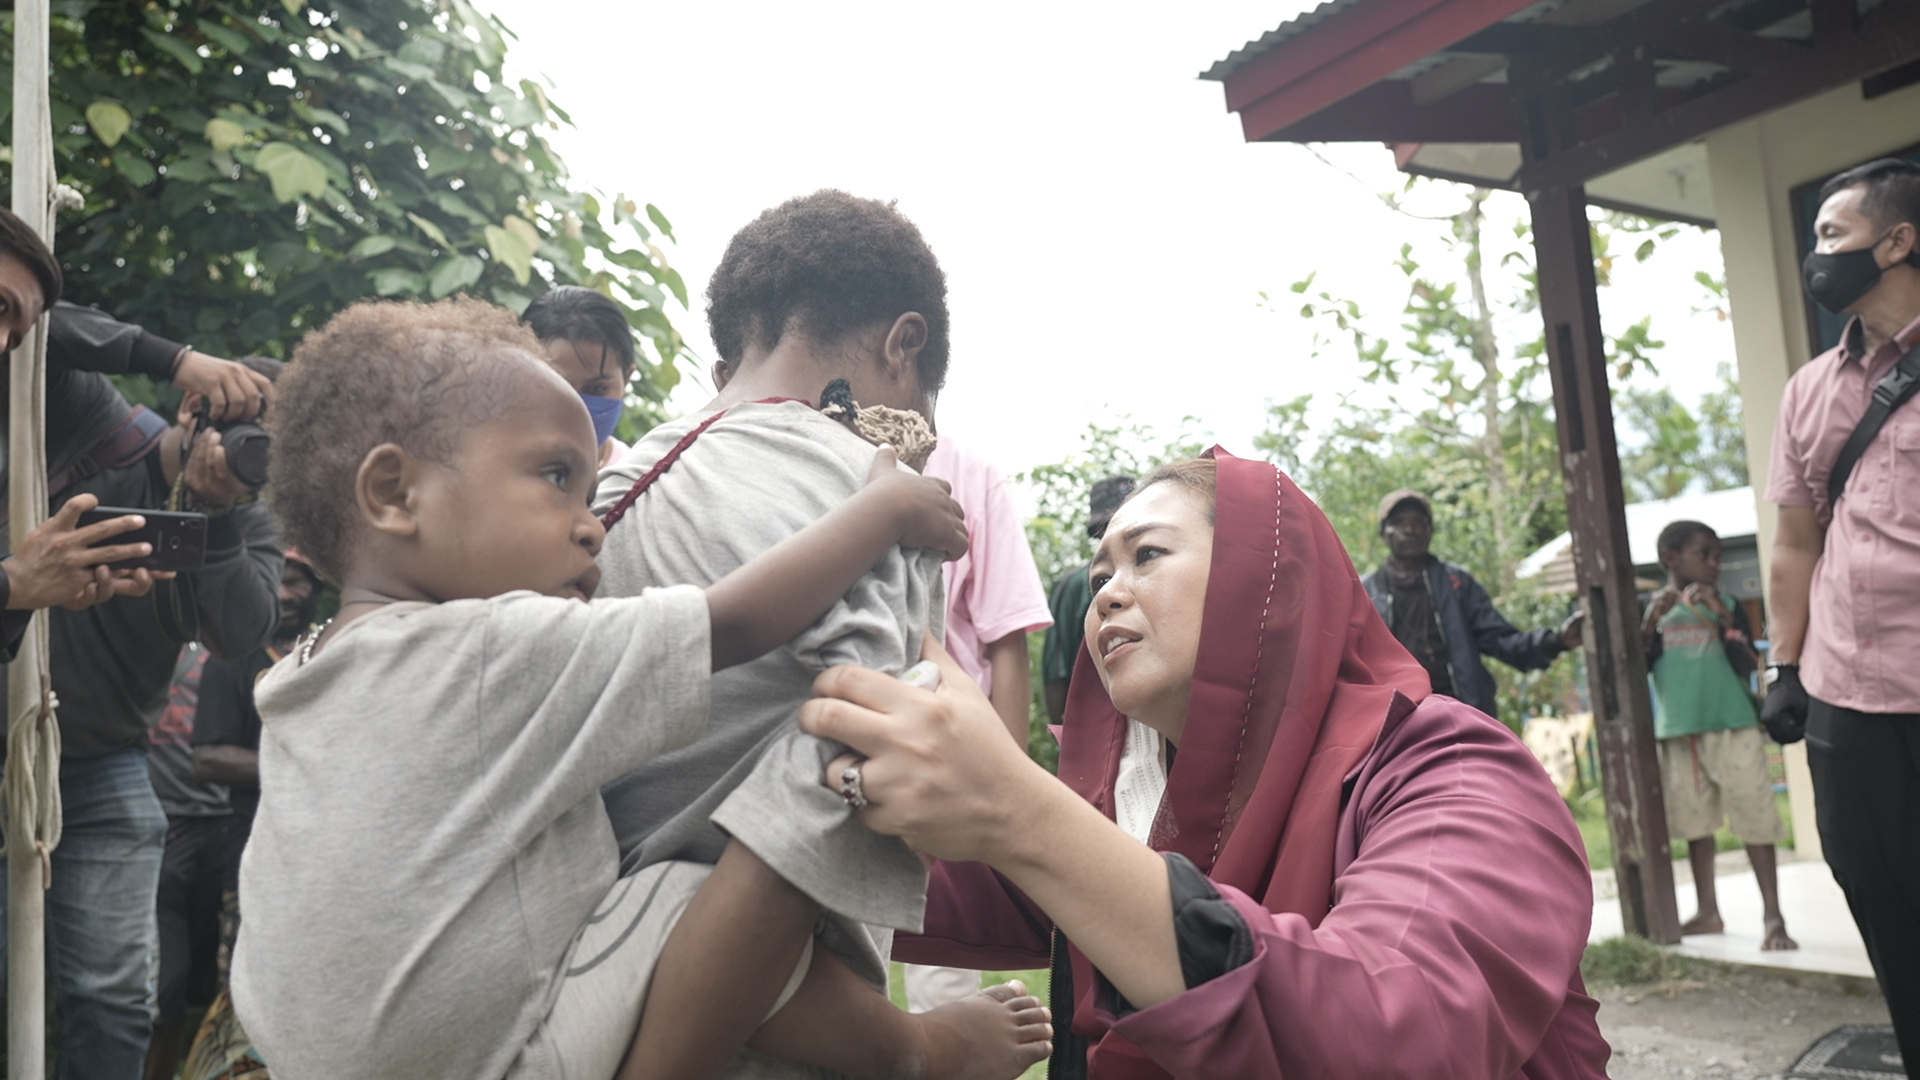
[599,396,813,531]
[1828,339,1920,507]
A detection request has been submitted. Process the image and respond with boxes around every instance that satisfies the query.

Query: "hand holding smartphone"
[77,507,208,572]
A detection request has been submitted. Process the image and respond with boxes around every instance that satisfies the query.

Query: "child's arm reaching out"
[704,446,965,671]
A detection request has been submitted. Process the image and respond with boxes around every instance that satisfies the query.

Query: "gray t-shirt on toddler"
[232,587,710,1080]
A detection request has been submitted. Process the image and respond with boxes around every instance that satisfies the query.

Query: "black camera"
[217,419,270,488]
[191,402,270,489]
[185,355,284,489]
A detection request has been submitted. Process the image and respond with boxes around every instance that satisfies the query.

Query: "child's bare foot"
[1761,916,1799,951]
[899,980,1052,1080]
[1679,911,1724,936]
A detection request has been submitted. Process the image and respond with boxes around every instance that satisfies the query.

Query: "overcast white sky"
[480,0,1739,490]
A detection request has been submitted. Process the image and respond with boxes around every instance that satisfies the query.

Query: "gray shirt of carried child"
[233,588,709,1079]
[594,400,942,979]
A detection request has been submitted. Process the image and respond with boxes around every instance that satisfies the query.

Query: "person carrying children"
[235,297,1050,1080]
[590,189,1046,1079]
[1641,520,1796,952]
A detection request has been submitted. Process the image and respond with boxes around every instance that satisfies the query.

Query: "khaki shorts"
[1659,725,1784,844]
[507,860,811,1080]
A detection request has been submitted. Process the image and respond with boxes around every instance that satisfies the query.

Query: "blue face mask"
[581,394,623,445]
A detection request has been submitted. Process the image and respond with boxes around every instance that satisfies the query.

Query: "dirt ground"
[1597,964,1894,1079]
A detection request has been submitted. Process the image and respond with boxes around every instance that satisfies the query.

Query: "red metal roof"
[1205,0,1540,143]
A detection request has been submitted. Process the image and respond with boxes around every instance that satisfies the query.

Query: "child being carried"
[234,298,1051,1080]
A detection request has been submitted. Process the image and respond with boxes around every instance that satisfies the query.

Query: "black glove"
[1760,664,1808,745]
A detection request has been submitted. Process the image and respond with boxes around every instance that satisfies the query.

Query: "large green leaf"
[291,101,351,138]
[483,224,532,285]
[428,254,485,298]
[197,20,254,56]
[86,101,131,147]
[430,191,488,226]
[112,152,157,186]
[140,29,205,74]
[253,142,328,203]
[503,215,540,250]
[370,267,427,296]
[204,117,247,153]
[406,212,452,249]
[163,156,220,183]
[349,235,398,259]
[645,203,675,242]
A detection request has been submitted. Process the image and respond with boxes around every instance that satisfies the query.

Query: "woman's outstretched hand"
[801,635,1053,865]
[804,636,1190,1009]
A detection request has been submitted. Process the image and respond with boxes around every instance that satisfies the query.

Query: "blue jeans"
[1,745,167,1080]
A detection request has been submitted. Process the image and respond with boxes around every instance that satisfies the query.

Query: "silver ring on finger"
[837,759,868,810]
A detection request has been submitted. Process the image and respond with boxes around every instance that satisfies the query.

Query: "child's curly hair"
[706,190,950,395]
[267,297,546,583]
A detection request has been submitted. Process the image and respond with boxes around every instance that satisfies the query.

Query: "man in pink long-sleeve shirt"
[1764,157,1920,1069]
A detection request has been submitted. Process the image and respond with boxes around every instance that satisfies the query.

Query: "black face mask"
[1802,231,1900,314]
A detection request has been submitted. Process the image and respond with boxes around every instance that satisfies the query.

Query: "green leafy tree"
[1615,362,1750,500]
[2,0,685,431]
[1694,363,1750,490]
[1617,386,1703,501]
[1257,187,1694,730]
[1018,419,1207,591]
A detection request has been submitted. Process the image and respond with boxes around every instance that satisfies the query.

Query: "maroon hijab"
[1055,449,1431,1072]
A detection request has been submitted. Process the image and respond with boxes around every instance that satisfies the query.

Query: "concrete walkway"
[1589,852,1875,980]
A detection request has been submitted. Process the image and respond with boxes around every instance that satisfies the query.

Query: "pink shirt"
[922,437,1051,698]
[1766,313,1920,714]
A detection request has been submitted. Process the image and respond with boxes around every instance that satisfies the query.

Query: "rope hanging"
[3,4,65,888]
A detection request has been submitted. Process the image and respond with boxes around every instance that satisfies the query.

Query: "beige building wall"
[1703,78,1920,861]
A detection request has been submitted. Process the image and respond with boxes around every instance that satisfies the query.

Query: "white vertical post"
[8,0,55,1075]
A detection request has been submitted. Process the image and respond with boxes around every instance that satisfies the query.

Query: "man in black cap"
[1362,489,1582,720]
[1040,474,1136,724]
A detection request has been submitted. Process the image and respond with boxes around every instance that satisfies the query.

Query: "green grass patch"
[1580,935,1707,989]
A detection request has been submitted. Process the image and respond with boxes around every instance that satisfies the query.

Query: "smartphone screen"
[77,506,209,572]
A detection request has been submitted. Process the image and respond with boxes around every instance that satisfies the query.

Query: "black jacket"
[1362,556,1563,719]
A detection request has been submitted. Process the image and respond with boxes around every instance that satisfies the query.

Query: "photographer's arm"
[188,504,284,660]
[704,447,966,671]
[47,302,268,420]
[48,301,184,378]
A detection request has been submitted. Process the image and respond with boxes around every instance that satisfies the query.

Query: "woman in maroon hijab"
[801,450,1610,1080]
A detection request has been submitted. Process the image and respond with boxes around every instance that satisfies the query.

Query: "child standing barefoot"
[1642,520,1796,952]
[237,298,1049,1080]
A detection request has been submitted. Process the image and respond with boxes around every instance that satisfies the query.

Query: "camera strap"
[1827,337,1920,508]
[154,463,202,646]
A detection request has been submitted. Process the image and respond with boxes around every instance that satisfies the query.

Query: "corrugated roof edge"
[1199,0,1370,82]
